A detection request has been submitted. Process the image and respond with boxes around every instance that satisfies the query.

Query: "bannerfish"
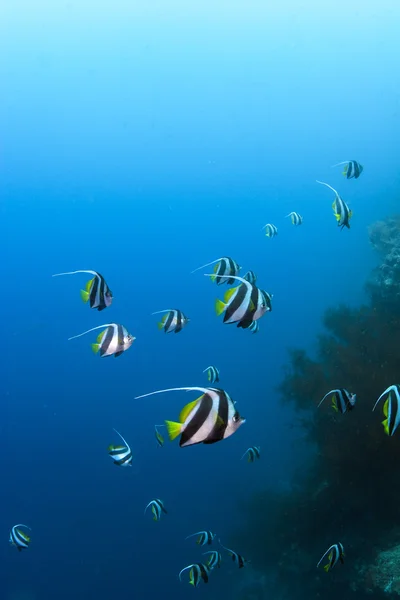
[248,321,259,334]
[219,539,250,568]
[203,365,220,384]
[153,309,189,334]
[186,530,216,546]
[203,551,222,570]
[9,524,31,551]
[52,270,113,311]
[373,384,400,436]
[179,563,210,587]
[241,446,261,462]
[318,389,356,414]
[154,424,165,447]
[317,543,345,572]
[286,212,303,225]
[332,160,363,179]
[144,498,167,522]
[243,270,257,284]
[210,275,269,328]
[237,288,272,329]
[262,223,278,237]
[108,429,132,466]
[191,257,241,285]
[68,323,135,357]
[316,180,352,230]
[134,386,246,447]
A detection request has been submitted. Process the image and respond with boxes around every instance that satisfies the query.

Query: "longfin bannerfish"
[261,223,278,237]
[9,524,31,551]
[237,287,272,329]
[203,365,220,384]
[203,550,222,570]
[186,530,216,546]
[52,270,113,311]
[108,429,132,466]
[373,385,400,436]
[191,257,241,285]
[179,562,210,586]
[152,309,189,333]
[286,212,303,225]
[144,498,167,521]
[332,160,363,179]
[243,270,257,285]
[154,424,165,447]
[316,180,352,230]
[248,321,259,334]
[317,543,345,572]
[68,323,135,357]
[241,446,261,462]
[134,386,245,447]
[318,389,356,414]
[219,539,249,568]
[208,274,269,328]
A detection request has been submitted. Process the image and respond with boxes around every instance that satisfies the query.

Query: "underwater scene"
[2,1,400,599]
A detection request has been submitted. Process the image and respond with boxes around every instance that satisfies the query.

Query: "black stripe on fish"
[175,310,183,334]
[181,393,214,446]
[224,284,248,323]
[99,325,115,357]
[89,275,100,308]
[203,390,229,444]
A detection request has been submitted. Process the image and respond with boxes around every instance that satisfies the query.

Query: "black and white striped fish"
[241,446,261,462]
[153,309,189,333]
[332,160,363,179]
[317,543,345,572]
[316,181,352,229]
[211,275,269,328]
[248,321,259,334]
[286,212,303,225]
[68,323,135,357]
[219,539,249,568]
[192,256,241,285]
[203,551,222,570]
[203,365,220,384]
[52,270,113,311]
[236,288,272,329]
[154,424,165,447]
[186,530,216,546]
[373,384,400,436]
[262,223,278,237]
[9,524,31,551]
[318,389,356,414]
[179,562,210,587]
[144,498,167,521]
[134,386,245,447]
[108,429,132,466]
[243,270,257,284]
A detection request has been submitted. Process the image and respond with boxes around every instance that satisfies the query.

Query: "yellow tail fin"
[91,343,100,354]
[165,420,182,441]
[80,289,90,303]
[215,299,225,316]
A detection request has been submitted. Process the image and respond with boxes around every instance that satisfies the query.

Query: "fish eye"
[233,412,240,423]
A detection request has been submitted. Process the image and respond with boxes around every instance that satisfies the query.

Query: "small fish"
[317,543,345,572]
[134,387,245,447]
[286,212,303,226]
[52,270,113,311]
[241,446,261,462]
[153,309,189,334]
[144,498,167,522]
[68,323,135,357]
[261,223,278,237]
[373,384,400,436]
[316,181,352,230]
[203,365,220,383]
[9,524,31,551]
[108,429,132,466]
[243,270,257,284]
[191,257,241,285]
[248,321,259,334]
[154,424,165,447]
[219,539,250,568]
[332,160,363,179]
[179,563,210,587]
[186,530,216,546]
[318,389,356,414]
[211,275,269,328]
[203,550,222,570]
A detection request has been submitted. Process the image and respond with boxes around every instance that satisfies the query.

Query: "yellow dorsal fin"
[331,395,338,412]
[383,398,389,417]
[382,418,390,435]
[179,398,201,423]
[85,278,94,292]
[331,200,336,211]
[224,286,238,303]
[324,563,330,572]
[213,263,219,273]
[96,330,106,343]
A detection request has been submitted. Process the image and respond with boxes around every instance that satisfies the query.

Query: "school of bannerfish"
[12,160,398,584]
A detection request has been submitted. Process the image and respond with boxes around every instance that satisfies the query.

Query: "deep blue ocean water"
[2,2,400,599]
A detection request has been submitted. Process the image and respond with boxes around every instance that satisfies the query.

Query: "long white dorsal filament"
[191,258,225,274]
[113,428,130,449]
[134,386,210,400]
[151,309,173,315]
[52,270,96,278]
[68,324,114,341]
[317,390,335,408]
[316,180,339,196]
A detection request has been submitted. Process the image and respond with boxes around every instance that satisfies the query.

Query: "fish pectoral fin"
[80,289,90,303]
[215,299,226,316]
[165,420,182,441]
[91,343,100,354]
[179,398,201,423]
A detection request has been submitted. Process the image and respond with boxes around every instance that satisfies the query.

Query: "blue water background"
[2,2,400,599]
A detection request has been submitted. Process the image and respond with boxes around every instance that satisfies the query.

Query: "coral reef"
[234,215,400,599]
